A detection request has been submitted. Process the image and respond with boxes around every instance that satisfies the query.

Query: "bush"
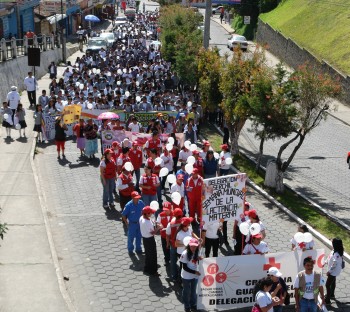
[232,15,256,40]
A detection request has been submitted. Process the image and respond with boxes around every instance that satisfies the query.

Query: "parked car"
[125,8,136,21]
[86,37,108,54]
[227,35,248,51]
[114,16,128,28]
[212,6,223,15]
[99,32,115,47]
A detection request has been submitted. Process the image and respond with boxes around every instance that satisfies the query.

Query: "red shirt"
[129,148,143,170]
[140,174,158,195]
[186,176,204,199]
[193,158,204,177]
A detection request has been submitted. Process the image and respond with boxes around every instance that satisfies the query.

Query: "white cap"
[11,86,17,91]
[267,267,282,277]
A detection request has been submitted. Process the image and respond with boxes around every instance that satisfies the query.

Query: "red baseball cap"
[203,141,210,147]
[188,238,199,246]
[176,174,184,180]
[192,168,199,174]
[252,233,262,239]
[192,150,199,155]
[181,217,193,226]
[112,141,120,147]
[173,208,183,217]
[131,191,141,199]
[132,141,139,146]
[245,209,257,219]
[163,201,172,210]
[221,144,229,150]
[142,206,156,214]
[104,148,113,154]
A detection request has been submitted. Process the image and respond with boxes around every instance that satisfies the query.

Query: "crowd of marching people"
[1,8,346,312]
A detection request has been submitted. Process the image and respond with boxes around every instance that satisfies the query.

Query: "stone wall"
[256,20,350,104]
[0,45,79,102]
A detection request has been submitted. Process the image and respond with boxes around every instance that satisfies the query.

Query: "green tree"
[247,63,299,170]
[265,64,341,192]
[219,47,266,155]
[159,5,203,87]
[197,47,223,115]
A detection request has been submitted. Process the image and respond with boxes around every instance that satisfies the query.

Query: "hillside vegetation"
[260,0,350,75]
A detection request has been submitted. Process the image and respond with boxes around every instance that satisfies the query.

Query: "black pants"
[143,236,158,274]
[222,221,228,244]
[223,127,229,145]
[161,237,170,263]
[27,90,36,106]
[234,227,246,255]
[205,237,219,257]
[326,274,336,299]
[161,171,173,190]
[119,195,131,211]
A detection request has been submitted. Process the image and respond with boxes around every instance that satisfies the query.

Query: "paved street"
[31,10,350,310]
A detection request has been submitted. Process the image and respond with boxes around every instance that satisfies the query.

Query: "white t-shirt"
[179,149,192,163]
[128,122,143,133]
[290,237,315,250]
[6,91,20,110]
[139,216,155,238]
[294,272,325,299]
[203,222,220,239]
[24,76,36,91]
[160,153,173,171]
[256,291,273,312]
[219,151,231,170]
[326,251,343,277]
[180,249,199,280]
[170,182,184,197]
[242,242,269,255]
[176,228,192,255]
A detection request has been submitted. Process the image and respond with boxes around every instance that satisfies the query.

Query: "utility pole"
[61,0,66,63]
[203,0,212,49]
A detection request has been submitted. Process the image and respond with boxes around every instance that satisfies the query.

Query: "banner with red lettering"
[202,174,247,225]
[197,249,326,310]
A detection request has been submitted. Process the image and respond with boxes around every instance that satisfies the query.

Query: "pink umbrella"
[97,112,120,120]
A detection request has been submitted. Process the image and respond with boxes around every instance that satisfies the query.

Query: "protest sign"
[197,249,326,311]
[202,174,247,225]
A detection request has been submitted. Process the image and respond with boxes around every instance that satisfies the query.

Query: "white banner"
[202,174,247,225]
[197,249,326,311]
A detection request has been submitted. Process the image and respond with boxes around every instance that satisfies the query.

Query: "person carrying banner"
[233,201,250,255]
[267,267,288,312]
[84,119,98,159]
[73,118,86,156]
[242,233,269,255]
[201,220,222,257]
[186,168,205,223]
[100,149,117,210]
[117,165,135,212]
[122,191,144,254]
[180,238,201,312]
[156,202,173,265]
[117,147,131,174]
[129,141,143,192]
[140,206,160,276]
[139,165,160,206]
[245,209,266,243]
[164,207,182,279]
[294,256,325,312]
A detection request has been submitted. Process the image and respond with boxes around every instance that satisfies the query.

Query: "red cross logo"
[263,257,281,270]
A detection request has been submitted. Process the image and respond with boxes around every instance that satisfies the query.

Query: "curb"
[30,138,76,311]
[209,123,350,263]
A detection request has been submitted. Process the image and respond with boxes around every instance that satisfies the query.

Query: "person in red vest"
[100,149,117,210]
[192,150,204,177]
[166,208,183,281]
[145,130,162,157]
[156,202,173,266]
[129,141,143,192]
[117,146,131,174]
[117,165,135,212]
[111,141,122,161]
[186,168,205,223]
[139,165,160,206]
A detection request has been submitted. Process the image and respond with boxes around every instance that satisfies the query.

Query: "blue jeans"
[127,222,142,252]
[102,178,115,206]
[182,278,198,309]
[142,194,157,206]
[299,298,318,312]
[134,169,141,192]
[170,246,178,280]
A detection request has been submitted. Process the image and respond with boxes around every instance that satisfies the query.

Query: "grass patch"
[260,0,350,75]
[201,123,350,251]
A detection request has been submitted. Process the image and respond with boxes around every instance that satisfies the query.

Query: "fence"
[0,34,61,63]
